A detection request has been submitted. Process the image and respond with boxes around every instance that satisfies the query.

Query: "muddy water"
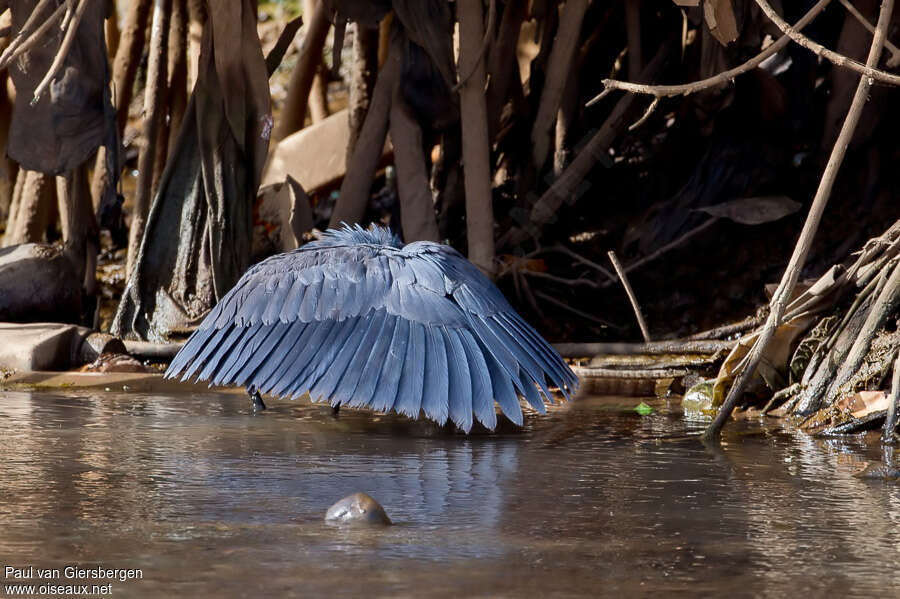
[1,391,900,597]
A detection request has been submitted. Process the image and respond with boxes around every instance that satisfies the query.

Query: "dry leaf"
[704,0,739,46]
[697,196,801,225]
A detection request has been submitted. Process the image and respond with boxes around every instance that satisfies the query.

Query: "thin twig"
[703,0,895,440]
[454,0,496,91]
[536,244,617,282]
[762,382,801,415]
[839,0,900,67]
[590,0,832,101]
[601,217,720,288]
[521,269,600,288]
[0,3,67,71]
[608,250,652,343]
[32,0,89,105]
[534,290,620,328]
[687,315,762,340]
[554,339,735,357]
[573,366,692,379]
[882,350,900,442]
[754,0,900,86]
[0,0,54,64]
[628,97,659,131]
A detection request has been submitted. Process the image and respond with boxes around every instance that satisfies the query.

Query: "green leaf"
[634,402,653,416]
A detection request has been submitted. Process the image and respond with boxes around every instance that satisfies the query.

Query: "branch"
[754,0,900,87]
[703,0,896,441]
[839,0,900,68]
[31,0,90,104]
[591,0,832,101]
[608,250,652,342]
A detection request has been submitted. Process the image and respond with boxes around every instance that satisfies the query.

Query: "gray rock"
[0,322,125,372]
[325,492,392,526]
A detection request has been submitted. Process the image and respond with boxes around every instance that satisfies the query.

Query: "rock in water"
[325,493,391,525]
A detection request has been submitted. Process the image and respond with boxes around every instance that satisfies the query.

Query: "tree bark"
[186,0,205,91]
[90,0,152,211]
[329,32,400,228]
[530,0,589,171]
[57,164,99,298]
[167,0,189,152]
[347,23,378,165]
[273,0,331,141]
[486,0,526,138]
[390,86,440,242]
[3,169,54,247]
[126,0,170,279]
[304,0,329,124]
[457,0,495,275]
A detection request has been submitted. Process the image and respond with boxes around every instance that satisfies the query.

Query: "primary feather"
[166,224,578,432]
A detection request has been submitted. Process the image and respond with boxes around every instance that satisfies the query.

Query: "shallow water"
[1,390,900,597]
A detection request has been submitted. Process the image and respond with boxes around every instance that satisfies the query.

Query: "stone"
[261,109,392,194]
[325,492,392,526]
[252,176,313,261]
[0,323,127,372]
[0,244,81,324]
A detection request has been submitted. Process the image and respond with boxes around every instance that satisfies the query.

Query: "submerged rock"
[682,379,722,417]
[854,462,900,480]
[325,492,392,526]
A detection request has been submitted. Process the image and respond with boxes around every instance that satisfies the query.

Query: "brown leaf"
[704,0,739,46]
[697,196,801,225]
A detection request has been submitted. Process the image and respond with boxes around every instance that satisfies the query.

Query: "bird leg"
[248,386,267,412]
[332,404,340,418]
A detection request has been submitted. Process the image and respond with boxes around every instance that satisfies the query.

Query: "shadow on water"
[2,390,900,596]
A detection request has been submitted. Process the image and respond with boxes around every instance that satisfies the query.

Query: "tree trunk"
[304,0,329,124]
[530,0,589,171]
[187,0,205,91]
[126,0,170,279]
[486,0,526,138]
[57,164,99,299]
[167,0,189,152]
[3,169,55,247]
[457,0,495,275]
[273,0,331,141]
[347,22,378,163]
[90,0,152,211]
[328,31,400,228]
[390,85,440,242]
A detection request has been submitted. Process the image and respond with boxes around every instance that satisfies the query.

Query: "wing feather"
[371,317,409,413]
[331,310,389,406]
[166,326,215,378]
[197,325,245,382]
[394,322,426,418]
[177,324,233,380]
[278,275,308,322]
[306,316,371,404]
[347,313,394,408]
[232,321,292,386]
[444,327,473,432]
[213,323,268,386]
[485,350,523,426]
[421,325,449,425]
[269,320,338,397]
[458,329,496,430]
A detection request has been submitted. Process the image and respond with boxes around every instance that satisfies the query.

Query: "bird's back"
[166,225,578,432]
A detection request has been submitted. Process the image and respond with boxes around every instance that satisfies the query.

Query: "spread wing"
[166,240,578,432]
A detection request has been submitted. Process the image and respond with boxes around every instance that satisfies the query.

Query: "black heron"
[165,225,578,432]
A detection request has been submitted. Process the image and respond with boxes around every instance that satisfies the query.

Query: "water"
[2,390,900,597]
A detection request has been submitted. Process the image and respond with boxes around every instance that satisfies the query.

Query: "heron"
[165,224,578,432]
